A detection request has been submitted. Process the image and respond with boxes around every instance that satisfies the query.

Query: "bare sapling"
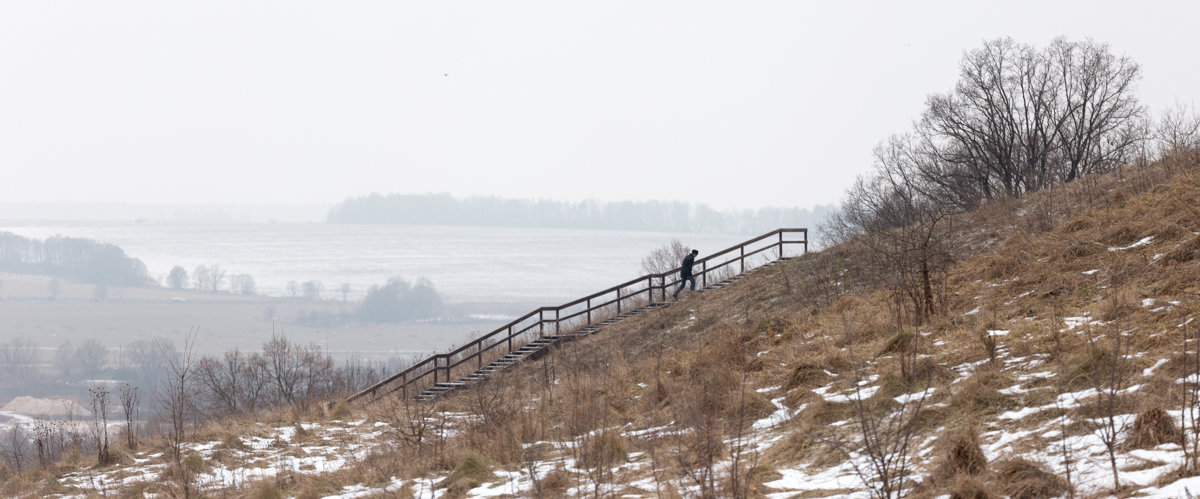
[1085,318,1133,492]
[827,310,931,499]
[157,328,199,498]
[1182,319,1200,474]
[88,385,112,465]
[0,424,29,471]
[119,383,139,450]
[728,368,763,498]
[1050,307,1077,495]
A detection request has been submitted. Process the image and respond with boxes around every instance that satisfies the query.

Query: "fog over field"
[1,6,1199,492]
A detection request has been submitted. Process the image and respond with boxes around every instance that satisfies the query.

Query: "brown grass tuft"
[1125,406,1182,449]
[948,473,992,499]
[990,459,1072,499]
[579,431,628,469]
[1163,234,1200,265]
[948,368,1017,416]
[1101,226,1141,246]
[783,363,831,390]
[438,453,495,491]
[933,426,988,481]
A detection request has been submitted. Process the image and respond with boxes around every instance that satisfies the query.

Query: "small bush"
[246,479,284,499]
[221,432,247,451]
[783,363,830,390]
[991,459,1072,499]
[329,400,353,419]
[183,451,208,475]
[540,467,571,496]
[438,453,495,490]
[1163,235,1200,264]
[948,473,991,499]
[934,426,988,481]
[579,431,627,469]
[878,328,918,356]
[1125,406,1182,449]
[948,369,1016,416]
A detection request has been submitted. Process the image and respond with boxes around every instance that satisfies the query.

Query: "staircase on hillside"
[347,229,807,404]
[413,258,787,401]
[415,302,670,401]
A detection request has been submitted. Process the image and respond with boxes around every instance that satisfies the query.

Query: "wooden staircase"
[415,302,669,401]
[346,228,808,405]
[413,259,786,401]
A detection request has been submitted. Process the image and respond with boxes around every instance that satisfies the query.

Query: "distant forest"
[327,193,835,235]
[0,232,151,286]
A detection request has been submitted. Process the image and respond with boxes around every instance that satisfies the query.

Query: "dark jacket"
[680,254,696,278]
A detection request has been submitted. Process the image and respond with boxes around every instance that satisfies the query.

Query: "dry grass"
[14,154,1200,496]
[989,459,1073,499]
[1125,406,1183,449]
[932,426,989,482]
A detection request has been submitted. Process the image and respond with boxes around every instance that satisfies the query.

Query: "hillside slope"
[17,157,1200,498]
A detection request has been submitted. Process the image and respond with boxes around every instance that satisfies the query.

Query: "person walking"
[673,249,700,299]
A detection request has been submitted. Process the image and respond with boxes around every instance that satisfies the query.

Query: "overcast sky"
[2,1,1197,211]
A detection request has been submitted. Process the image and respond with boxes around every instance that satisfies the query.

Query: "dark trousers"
[673,275,695,298]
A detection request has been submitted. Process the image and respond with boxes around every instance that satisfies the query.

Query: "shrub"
[991,459,1072,499]
[1125,406,1182,449]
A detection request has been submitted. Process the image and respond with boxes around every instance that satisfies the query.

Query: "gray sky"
[2,1,1197,211]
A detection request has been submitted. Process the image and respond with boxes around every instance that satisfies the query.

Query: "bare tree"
[119,383,139,450]
[55,341,77,379]
[1157,102,1200,165]
[821,311,931,499]
[196,350,250,415]
[301,280,323,300]
[75,339,109,380]
[167,265,188,289]
[0,336,36,379]
[157,329,198,498]
[640,239,690,275]
[1084,319,1132,492]
[88,385,112,465]
[229,274,256,295]
[1049,38,1146,182]
[825,136,957,325]
[207,265,226,292]
[919,38,1145,206]
[0,425,31,471]
[192,265,210,291]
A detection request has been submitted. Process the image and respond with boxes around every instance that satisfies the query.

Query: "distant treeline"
[327,193,835,235]
[0,231,151,286]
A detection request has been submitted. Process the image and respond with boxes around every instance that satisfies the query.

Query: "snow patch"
[1109,236,1154,251]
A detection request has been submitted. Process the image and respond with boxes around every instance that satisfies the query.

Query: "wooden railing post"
[346,227,811,405]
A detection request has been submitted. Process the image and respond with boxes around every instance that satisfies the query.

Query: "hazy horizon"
[4,1,1200,212]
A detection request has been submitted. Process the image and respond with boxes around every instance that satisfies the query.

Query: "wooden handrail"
[347,228,807,403]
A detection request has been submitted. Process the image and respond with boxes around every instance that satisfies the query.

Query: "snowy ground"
[42,279,1200,498]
